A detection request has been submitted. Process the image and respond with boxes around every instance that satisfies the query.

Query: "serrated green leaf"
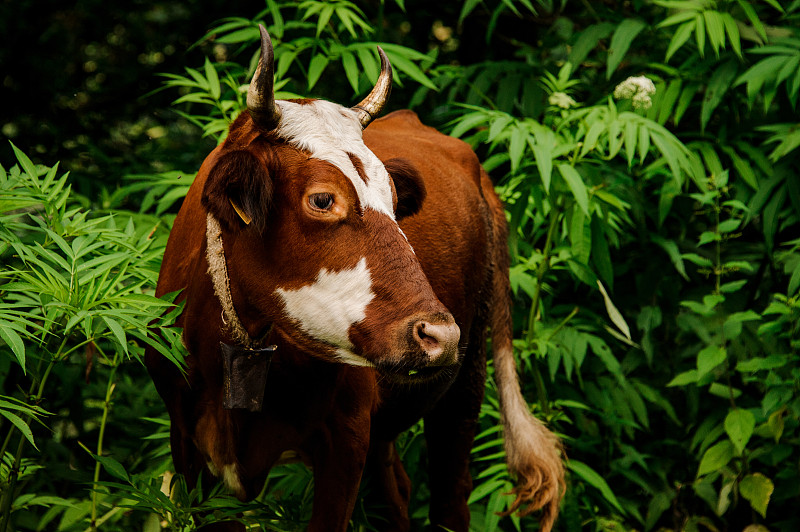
[740,473,773,518]
[725,409,755,454]
[203,58,220,100]
[702,10,725,56]
[596,281,631,340]
[316,5,335,37]
[340,51,359,93]
[607,19,647,79]
[666,20,695,62]
[557,164,589,215]
[697,344,726,378]
[568,460,624,512]
[0,322,26,371]
[10,142,39,181]
[701,60,737,131]
[667,369,698,386]
[307,54,330,90]
[0,409,37,450]
[695,13,706,56]
[101,316,128,355]
[697,439,734,476]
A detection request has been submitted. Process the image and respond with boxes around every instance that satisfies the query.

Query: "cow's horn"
[247,24,282,130]
[352,47,392,128]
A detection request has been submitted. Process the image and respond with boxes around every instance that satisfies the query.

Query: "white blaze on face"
[274,100,396,218]
[275,257,375,367]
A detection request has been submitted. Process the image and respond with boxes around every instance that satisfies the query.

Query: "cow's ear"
[385,158,426,220]
[202,150,272,232]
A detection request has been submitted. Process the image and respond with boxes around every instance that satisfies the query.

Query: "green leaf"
[384,49,437,90]
[96,455,131,483]
[736,0,767,42]
[723,310,760,339]
[739,473,774,518]
[725,409,755,454]
[697,344,726,378]
[697,439,735,477]
[307,54,330,90]
[316,5,335,37]
[569,207,591,264]
[596,281,631,341]
[709,382,742,399]
[468,478,506,504]
[607,19,647,79]
[557,164,589,215]
[340,51,359,93]
[0,409,38,450]
[721,12,742,57]
[458,0,483,24]
[666,20,695,62]
[652,235,688,280]
[0,322,26,371]
[695,13,706,56]
[508,125,526,173]
[101,316,128,355]
[702,10,725,56]
[667,369,698,387]
[736,355,788,374]
[10,142,39,181]
[719,279,747,293]
[569,23,614,67]
[203,57,220,100]
[701,60,737,131]
[568,460,624,512]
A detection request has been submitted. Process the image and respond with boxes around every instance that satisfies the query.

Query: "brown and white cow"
[145,25,564,532]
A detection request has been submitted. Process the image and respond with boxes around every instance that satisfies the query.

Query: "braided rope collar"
[205,213,257,348]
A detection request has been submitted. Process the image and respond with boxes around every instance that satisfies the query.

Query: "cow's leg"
[307,431,369,532]
[424,336,487,531]
[364,439,412,531]
[307,379,373,532]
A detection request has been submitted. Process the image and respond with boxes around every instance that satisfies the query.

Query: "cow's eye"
[308,192,334,211]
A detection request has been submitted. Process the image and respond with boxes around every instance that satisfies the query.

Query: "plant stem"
[525,201,562,415]
[526,201,561,344]
[90,348,120,532]
[0,354,59,532]
[377,0,385,42]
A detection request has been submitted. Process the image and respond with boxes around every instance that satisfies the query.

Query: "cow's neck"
[205,212,264,348]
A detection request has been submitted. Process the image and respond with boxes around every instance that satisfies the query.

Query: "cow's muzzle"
[376,313,461,383]
[410,318,460,366]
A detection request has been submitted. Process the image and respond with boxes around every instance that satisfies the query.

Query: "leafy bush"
[2,0,800,531]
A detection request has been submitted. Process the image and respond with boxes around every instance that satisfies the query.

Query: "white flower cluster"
[613,75,656,110]
[549,91,577,109]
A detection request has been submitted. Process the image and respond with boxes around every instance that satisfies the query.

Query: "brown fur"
[146,108,564,531]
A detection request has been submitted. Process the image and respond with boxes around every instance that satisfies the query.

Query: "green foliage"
[3,0,800,530]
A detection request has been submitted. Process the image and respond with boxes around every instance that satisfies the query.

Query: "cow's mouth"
[375,359,457,384]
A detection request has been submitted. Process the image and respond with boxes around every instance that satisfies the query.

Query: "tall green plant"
[0,145,184,531]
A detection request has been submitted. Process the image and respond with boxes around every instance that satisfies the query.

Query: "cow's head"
[200,26,460,382]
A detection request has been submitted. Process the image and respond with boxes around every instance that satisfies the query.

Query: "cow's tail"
[488,194,565,531]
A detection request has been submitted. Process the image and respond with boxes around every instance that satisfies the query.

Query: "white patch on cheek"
[275,257,375,366]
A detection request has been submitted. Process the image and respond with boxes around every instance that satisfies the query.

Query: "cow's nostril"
[411,319,460,365]
[415,322,439,351]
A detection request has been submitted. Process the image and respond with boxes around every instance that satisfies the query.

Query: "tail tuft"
[495,345,565,532]
[483,165,565,531]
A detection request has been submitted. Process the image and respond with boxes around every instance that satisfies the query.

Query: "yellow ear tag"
[229,199,252,225]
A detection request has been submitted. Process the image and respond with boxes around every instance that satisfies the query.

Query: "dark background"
[0,0,549,197]
[0,0,261,194]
